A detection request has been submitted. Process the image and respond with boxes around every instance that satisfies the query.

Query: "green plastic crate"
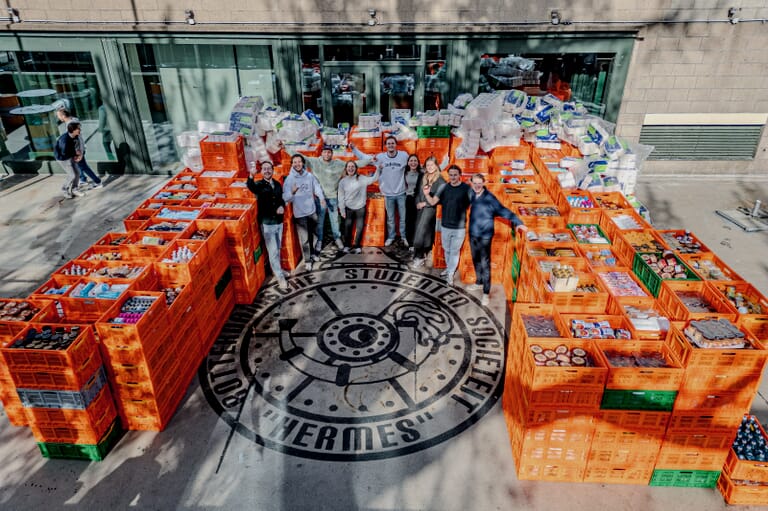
[600,389,678,411]
[632,251,699,297]
[649,469,721,488]
[416,126,451,139]
[566,223,611,245]
[37,420,124,461]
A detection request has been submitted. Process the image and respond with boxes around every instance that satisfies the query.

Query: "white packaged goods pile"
[180,90,652,196]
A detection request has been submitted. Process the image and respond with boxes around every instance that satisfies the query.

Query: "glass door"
[323,64,420,127]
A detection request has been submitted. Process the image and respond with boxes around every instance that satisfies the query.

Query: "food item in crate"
[522,315,561,337]
[603,349,670,368]
[722,286,765,315]
[594,196,625,210]
[684,318,748,349]
[189,229,214,240]
[675,291,719,313]
[549,265,579,292]
[162,246,195,263]
[571,319,632,340]
[138,235,170,246]
[161,286,186,306]
[518,206,560,217]
[525,229,573,243]
[145,221,190,232]
[623,304,671,334]
[105,235,128,245]
[69,282,129,300]
[530,343,593,366]
[640,252,691,280]
[569,224,609,244]
[584,248,617,267]
[567,195,595,208]
[108,295,158,324]
[10,325,81,350]
[599,271,648,297]
[623,231,666,252]
[687,258,729,280]
[154,191,193,201]
[0,300,42,322]
[733,415,768,462]
[91,264,145,280]
[61,264,90,276]
[660,230,705,254]
[84,251,122,261]
[610,214,644,230]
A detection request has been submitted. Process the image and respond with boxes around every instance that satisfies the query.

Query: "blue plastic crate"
[17,365,107,410]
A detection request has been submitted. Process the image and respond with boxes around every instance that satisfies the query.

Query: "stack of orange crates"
[416,137,450,166]
[503,303,607,482]
[2,323,120,459]
[200,133,248,177]
[718,415,768,504]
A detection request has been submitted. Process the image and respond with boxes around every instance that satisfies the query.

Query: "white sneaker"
[71,189,85,197]
[277,276,289,290]
[446,273,455,286]
[352,247,362,254]
[410,258,425,268]
[311,254,320,262]
[467,283,482,292]
[481,294,490,306]
[342,246,351,253]
[91,183,104,189]
[401,239,409,249]
[439,269,449,277]
[305,261,313,271]
[384,238,394,247]
[314,240,323,252]
[334,238,344,249]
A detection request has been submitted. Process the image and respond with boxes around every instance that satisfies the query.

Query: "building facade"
[0,1,766,176]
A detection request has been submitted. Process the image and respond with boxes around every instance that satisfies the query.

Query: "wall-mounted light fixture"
[7,7,20,23]
[728,7,740,24]
[185,9,196,25]
[550,10,561,25]
[368,9,377,26]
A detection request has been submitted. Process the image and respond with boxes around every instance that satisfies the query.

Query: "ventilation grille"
[639,125,763,160]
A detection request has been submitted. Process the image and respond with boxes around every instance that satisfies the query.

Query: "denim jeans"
[76,155,102,185]
[260,222,285,279]
[441,226,466,276]
[384,193,406,241]
[58,159,79,195]
[294,213,318,263]
[315,197,341,243]
[470,236,493,294]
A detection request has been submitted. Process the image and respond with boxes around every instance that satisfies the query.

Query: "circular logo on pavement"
[199,259,506,461]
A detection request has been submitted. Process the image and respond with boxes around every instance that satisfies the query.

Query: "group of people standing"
[247,135,527,304]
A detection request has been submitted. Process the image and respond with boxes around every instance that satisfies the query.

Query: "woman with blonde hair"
[338,160,380,253]
[410,155,446,268]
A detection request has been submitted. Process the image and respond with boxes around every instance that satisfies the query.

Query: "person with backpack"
[53,122,85,199]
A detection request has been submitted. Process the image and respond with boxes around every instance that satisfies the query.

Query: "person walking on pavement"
[283,154,326,271]
[410,156,446,269]
[56,107,103,189]
[403,154,423,250]
[422,164,472,286]
[305,144,371,252]
[467,173,527,306]
[247,160,289,290]
[338,161,380,253]
[53,122,85,199]
[353,135,408,247]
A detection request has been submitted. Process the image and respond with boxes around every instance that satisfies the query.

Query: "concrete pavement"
[0,171,767,511]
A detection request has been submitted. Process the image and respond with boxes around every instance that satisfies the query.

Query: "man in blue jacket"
[468,173,527,306]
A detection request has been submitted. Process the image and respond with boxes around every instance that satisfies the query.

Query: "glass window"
[478,52,615,117]
[300,46,322,116]
[0,50,112,165]
[126,43,276,172]
[424,45,448,111]
[324,45,419,62]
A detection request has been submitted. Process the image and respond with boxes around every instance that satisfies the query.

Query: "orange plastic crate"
[93,232,131,248]
[595,409,671,431]
[122,231,177,259]
[2,324,96,373]
[518,339,607,390]
[509,303,569,351]
[107,339,177,387]
[587,428,663,466]
[515,204,566,230]
[611,229,668,266]
[95,291,170,353]
[138,217,195,239]
[155,240,209,283]
[718,470,768,506]
[612,297,671,341]
[667,410,743,432]
[535,272,609,314]
[657,229,711,255]
[667,324,767,373]
[656,431,735,471]
[680,252,742,282]
[0,299,58,341]
[23,384,116,429]
[741,316,768,342]
[593,191,633,211]
[556,312,634,340]
[599,209,652,241]
[673,388,756,414]
[89,260,157,290]
[657,280,738,322]
[557,190,600,224]
[594,268,652,299]
[596,340,684,391]
[8,349,102,391]
[680,366,763,395]
[515,460,586,482]
[29,397,116,444]
[712,281,768,317]
[490,145,531,171]
[583,464,655,485]
[723,419,768,482]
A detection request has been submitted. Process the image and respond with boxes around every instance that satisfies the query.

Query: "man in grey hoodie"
[283,154,326,271]
[305,145,371,252]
